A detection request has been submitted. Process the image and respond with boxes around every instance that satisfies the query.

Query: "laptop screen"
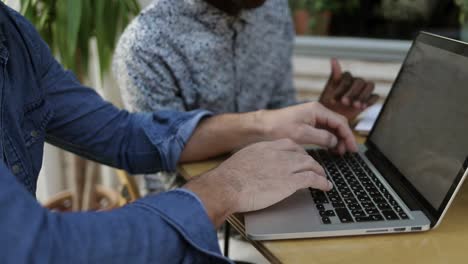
[369,33,468,212]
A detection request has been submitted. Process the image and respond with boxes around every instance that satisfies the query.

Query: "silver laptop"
[245,32,468,240]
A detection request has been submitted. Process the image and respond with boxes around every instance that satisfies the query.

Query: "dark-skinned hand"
[319,58,380,121]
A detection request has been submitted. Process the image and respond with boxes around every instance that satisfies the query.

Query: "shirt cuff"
[136,189,232,263]
[164,110,212,171]
[144,109,212,172]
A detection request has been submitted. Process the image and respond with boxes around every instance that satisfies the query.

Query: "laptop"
[245,32,468,240]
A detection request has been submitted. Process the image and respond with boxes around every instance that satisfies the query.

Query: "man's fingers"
[337,141,346,155]
[365,94,380,107]
[301,126,338,149]
[270,138,307,154]
[330,58,342,83]
[333,72,353,100]
[293,154,326,177]
[357,82,375,103]
[321,59,343,104]
[314,105,358,152]
[342,78,366,107]
[293,171,332,191]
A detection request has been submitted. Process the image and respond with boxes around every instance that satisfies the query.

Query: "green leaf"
[20,0,140,82]
[66,0,82,56]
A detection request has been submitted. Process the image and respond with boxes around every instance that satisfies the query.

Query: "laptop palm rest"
[245,189,429,240]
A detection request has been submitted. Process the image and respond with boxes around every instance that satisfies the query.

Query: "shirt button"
[12,164,21,174]
[30,130,39,138]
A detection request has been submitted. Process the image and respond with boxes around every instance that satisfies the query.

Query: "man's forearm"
[180,111,266,163]
[180,102,358,164]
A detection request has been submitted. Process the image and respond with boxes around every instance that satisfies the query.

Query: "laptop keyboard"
[308,149,409,225]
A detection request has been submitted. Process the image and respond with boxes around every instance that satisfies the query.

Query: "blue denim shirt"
[0,4,231,263]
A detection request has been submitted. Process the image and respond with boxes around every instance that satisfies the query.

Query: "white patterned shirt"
[113,0,296,114]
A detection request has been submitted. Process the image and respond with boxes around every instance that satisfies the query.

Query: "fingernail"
[330,136,338,148]
[328,180,333,190]
[354,102,361,108]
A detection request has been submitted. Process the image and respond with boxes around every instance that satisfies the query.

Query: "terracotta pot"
[293,10,310,35]
[44,185,122,212]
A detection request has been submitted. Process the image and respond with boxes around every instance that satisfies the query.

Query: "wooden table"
[178,135,468,264]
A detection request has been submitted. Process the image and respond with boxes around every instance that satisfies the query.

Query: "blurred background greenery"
[289,0,467,41]
[20,0,140,80]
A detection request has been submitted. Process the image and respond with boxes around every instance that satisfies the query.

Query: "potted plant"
[19,0,140,211]
[289,0,359,36]
[20,0,140,77]
[289,0,312,35]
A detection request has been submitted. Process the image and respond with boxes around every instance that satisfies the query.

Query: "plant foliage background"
[20,0,140,78]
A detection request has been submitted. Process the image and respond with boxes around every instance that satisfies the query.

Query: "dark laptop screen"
[369,34,468,211]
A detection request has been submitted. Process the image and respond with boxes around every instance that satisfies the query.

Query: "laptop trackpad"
[245,189,321,235]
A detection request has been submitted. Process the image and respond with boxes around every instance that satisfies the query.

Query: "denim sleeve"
[0,161,231,263]
[35,31,211,173]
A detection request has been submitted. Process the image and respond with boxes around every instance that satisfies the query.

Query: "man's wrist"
[183,171,238,228]
[244,110,270,142]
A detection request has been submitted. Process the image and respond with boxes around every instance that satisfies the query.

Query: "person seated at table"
[112,0,379,192]
[1,3,358,262]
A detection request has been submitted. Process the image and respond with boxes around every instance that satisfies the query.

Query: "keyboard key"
[322,216,331,224]
[341,193,353,199]
[351,186,364,192]
[329,196,342,203]
[382,210,399,220]
[354,190,366,196]
[316,204,325,211]
[348,203,362,211]
[314,198,329,204]
[373,197,386,203]
[332,202,345,208]
[325,210,336,217]
[339,186,351,193]
[357,195,371,202]
[377,203,392,210]
[399,212,409,219]
[366,208,379,215]
[389,199,399,206]
[351,210,366,217]
[362,203,376,209]
[335,208,354,223]
[371,214,384,221]
[355,216,380,222]
[356,214,384,222]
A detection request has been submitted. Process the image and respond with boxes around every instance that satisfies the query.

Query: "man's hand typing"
[184,139,332,227]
